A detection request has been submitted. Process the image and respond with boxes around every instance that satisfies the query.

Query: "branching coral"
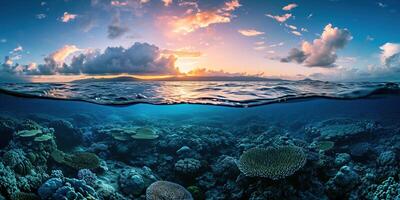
[238,146,307,180]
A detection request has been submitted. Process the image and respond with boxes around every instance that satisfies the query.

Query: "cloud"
[3,43,180,76]
[281,24,352,67]
[269,42,284,48]
[223,0,241,11]
[161,0,173,7]
[161,49,202,57]
[380,43,400,68]
[282,3,298,11]
[366,35,374,41]
[61,12,78,23]
[62,43,179,75]
[266,13,292,23]
[11,46,23,53]
[0,38,6,43]
[50,45,81,63]
[291,31,302,36]
[111,0,129,6]
[285,24,297,30]
[168,0,240,34]
[107,12,129,39]
[36,14,47,19]
[238,29,264,37]
[378,2,387,8]
[9,45,23,60]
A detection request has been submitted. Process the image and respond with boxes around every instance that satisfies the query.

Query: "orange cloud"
[223,0,241,11]
[171,11,231,34]
[61,12,78,23]
[50,45,81,63]
[238,29,264,37]
[168,0,241,34]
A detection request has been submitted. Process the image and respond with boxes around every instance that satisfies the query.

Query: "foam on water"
[0,80,399,107]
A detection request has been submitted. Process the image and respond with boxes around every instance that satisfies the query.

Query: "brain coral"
[146,181,193,200]
[238,146,307,180]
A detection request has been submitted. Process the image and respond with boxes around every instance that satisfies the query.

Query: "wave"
[0,80,399,107]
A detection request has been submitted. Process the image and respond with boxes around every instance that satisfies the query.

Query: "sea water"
[0,81,399,199]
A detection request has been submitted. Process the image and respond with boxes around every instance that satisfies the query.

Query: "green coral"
[131,127,159,140]
[51,150,100,170]
[100,126,159,141]
[316,141,335,151]
[238,146,307,180]
[33,133,53,142]
[16,129,42,137]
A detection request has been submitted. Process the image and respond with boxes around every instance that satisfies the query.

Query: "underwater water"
[0,81,400,200]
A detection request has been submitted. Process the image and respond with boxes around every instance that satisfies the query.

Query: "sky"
[0,0,400,82]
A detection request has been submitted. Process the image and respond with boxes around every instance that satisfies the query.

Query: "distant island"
[72,76,283,83]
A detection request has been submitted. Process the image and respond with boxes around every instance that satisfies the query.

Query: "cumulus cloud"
[266,13,292,23]
[2,43,180,76]
[380,43,400,68]
[238,29,265,37]
[61,12,78,23]
[50,45,81,63]
[282,3,298,11]
[63,43,179,75]
[281,24,352,67]
[169,0,241,34]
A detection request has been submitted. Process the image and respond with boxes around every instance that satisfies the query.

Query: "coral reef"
[0,111,398,200]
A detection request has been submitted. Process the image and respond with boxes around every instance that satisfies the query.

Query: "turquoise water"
[0,82,400,199]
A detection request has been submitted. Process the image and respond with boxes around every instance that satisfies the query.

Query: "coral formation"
[146,181,193,200]
[51,150,101,170]
[238,146,307,180]
[174,158,202,175]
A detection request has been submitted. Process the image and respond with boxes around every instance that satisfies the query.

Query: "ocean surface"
[0,80,400,200]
